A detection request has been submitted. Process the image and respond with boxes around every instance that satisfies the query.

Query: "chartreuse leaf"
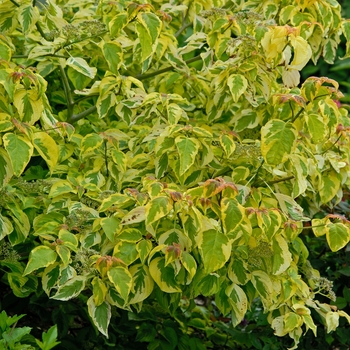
[58,230,78,252]
[3,133,33,176]
[149,257,181,293]
[228,259,250,285]
[23,246,57,276]
[175,136,200,175]
[87,296,111,337]
[0,41,11,61]
[319,171,341,203]
[198,229,232,274]
[52,276,86,301]
[136,22,153,62]
[227,74,248,102]
[107,266,133,301]
[226,283,248,327]
[128,264,154,304]
[33,132,59,171]
[18,4,40,34]
[100,216,120,242]
[49,180,76,198]
[261,120,297,165]
[145,196,173,226]
[326,222,350,252]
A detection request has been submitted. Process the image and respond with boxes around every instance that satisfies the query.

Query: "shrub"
[1,0,350,348]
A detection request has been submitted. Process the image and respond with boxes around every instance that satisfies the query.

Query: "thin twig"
[136,54,202,80]
[59,64,74,118]
[68,106,97,124]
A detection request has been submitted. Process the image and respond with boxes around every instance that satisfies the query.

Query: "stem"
[175,1,192,38]
[68,106,97,124]
[36,22,51,41]
[268,175,295,185]
[321,134,342,154]
[9,0,20,6]
[136,54,202,80]
[291,107,304,123]
[12,54,78,59]
[59,64,74,119]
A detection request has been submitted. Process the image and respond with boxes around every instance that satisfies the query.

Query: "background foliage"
[1,0,350,349]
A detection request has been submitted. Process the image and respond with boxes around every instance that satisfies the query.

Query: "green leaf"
[36,325,60,350]
[102,41,123,75]
[198,229,232,274]
[181,251,197,281]
[66,57,97,79]
[33,132,59,171]
[326,222,350,252]
[227,74,248,102]
[138,12,162,43]
[51,276,86,301]
[87,297,111,337]
[81,133,103,156]
[261,120,297,165]
[3,133,33,176]
[107,266,133,301]
[101,216,120,242]
[251,270,274,309]
[23,246,57,276]
[42,263,60,296]
[113,241,139,265]
[175,136,200,175]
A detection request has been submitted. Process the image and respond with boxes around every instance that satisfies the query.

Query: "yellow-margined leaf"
[102,41,123,75]
[227,74,248,102]
[261,120,297,165]
[219,133,236,157]
[326,222,350,252]
[92,277,108,306]
[181,251,197,281]
[23,246,57,276]
[66,57,97,79]
[305,113,327,143]
[3,133,33,176]
[221,198,244,235]
[198,229,232,274]
[87,296,111,337]
[149,257,181,293]
[272,235,292,275]
[145,196,172,226]
[251,270,274,309]
[107,266,133,301]
[33,132,59,171]
[226,283,248,327]
[13,89,44,124]
[175,136,200,175]
[0,148,13,187]
[80,133,103,156]
[128,264,154,304]
[18,4,39,34]
[0,213,14,241]
[109,13,128,37]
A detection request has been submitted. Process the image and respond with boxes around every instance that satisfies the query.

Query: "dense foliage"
[1,0,350,348]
